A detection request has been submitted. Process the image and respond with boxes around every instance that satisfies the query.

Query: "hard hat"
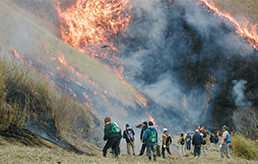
[163,128,168,132]
[223,125,228,130]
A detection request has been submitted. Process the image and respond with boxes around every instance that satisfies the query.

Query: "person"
[198,125,208,155]
[161,128,172,158]
[214,131,219,151]
[143,121,158,161]
[123,124,135,155]
[177,133,186,156]
[198,125,207,138]
[103,117,122,157]
[220,125,231,158]
[209,133,215,151]
[185,133,192,151]
[192,129,203,158]
[139,121,148,156]
[200,133,207,155]
[115,122,122,156]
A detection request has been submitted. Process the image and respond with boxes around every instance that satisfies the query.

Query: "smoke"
[231,80,257,137]
[232,80,250,108]
[115,0,256,130]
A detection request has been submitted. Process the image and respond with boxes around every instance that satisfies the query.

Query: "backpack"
[127,129,134,140]
[111,123,120,133]
[148,129,157,143]
[215,135,219,143]
[180,137,185,145]
[201,130,207,138]
[186,136,191,142]
[210,135,215,143]
[167,136,172,145]
[225,133,232,143]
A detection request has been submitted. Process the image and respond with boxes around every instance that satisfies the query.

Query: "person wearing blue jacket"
[143,121,158,161]
[192,129,203,158]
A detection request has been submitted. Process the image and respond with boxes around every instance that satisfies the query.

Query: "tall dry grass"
[232,133,258,160]
[0,56,101,154]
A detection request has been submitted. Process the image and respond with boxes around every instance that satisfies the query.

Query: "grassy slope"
[211,0,258,24]
[0,0,144,156]
[0,0,139,112]
[0,55,102,154]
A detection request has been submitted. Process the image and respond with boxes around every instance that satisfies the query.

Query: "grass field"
[1,134,257,164]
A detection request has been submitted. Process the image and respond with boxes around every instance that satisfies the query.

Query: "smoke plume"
[232,80,250,108]
[114,0,257,131]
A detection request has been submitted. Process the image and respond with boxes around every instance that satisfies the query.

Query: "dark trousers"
[194,145,201,157]
[162,146,171,158]
[103,136,120,157]
[139,142,147,155]
[116,137,121,155]
[186,142,191,150]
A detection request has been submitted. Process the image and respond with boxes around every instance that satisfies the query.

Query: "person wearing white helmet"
[220,125,231,158]
[161,128,172,158]
[192,129,203,158]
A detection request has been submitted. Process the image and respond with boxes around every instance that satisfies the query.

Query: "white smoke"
[232,80,257,137]
[232,80,250,108]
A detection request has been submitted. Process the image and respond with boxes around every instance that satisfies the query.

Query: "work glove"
[163,145,166,148]
[219,144,222,148]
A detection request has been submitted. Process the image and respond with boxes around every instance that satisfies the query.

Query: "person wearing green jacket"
[103,117,122,157]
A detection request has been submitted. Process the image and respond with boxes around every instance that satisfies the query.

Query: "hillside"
[0,54,102,154]
[0,0,258,163]
[0,0,147,121]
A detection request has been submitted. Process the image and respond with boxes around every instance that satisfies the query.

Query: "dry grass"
[0,56,101,154]
[1,135,257,164]
[232,133,258,160]
[211,0,258,24]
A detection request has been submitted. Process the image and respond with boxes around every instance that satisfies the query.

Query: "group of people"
[102,117,232,161]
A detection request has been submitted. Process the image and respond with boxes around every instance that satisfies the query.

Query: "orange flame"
[57,51,98,87]
[148,115,156,126]
[6,44,26,63]
[55,0,148,108]
[200,0,258,50]
[54,0,132,59]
